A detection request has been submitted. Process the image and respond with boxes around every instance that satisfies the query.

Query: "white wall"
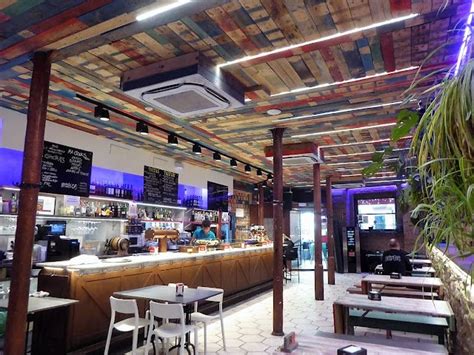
[0,107,233,193]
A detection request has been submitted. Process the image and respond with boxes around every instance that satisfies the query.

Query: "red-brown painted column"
[326,176,335,285]
[5,52,52,355]
[258,185,264,226]
[271,128,285,336]
[314,164,324,300]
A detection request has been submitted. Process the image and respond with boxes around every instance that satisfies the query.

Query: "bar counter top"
[37,245,273,274]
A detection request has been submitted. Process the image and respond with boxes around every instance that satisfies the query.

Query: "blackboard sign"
[40,141,93,197]
[208,181,228,212]
[143,166,178,205]
[346,227,357,272]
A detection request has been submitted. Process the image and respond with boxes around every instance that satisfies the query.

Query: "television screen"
[207,181,229,212]
[357,197,396,230]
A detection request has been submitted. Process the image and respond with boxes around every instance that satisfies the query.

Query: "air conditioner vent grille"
[152,90,220,114]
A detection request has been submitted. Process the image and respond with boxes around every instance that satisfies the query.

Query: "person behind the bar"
[382,238,413,275]
[192,219,216,243]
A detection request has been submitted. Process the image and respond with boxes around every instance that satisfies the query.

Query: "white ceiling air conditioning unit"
[120,52,245,118]
[333,182,365,188]
[264,142,324,166]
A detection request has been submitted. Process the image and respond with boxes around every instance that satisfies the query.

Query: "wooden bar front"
[38,247,273,350]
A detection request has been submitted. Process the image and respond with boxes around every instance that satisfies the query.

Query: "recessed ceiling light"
[217,14,419,69]
[136,0,191,21]
[144,106,153,112]
[266,109,282,116]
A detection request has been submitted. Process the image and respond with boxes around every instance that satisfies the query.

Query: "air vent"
[265,142,324,166]
[333,182,365,189]
[282,156,320,166]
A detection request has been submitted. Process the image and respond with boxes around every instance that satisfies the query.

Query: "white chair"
[191,287,226,353]
[145,301,198,355]
[104,296,149,355]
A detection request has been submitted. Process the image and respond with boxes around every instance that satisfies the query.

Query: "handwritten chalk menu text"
[143,166,178,205]
[40,141,93,197]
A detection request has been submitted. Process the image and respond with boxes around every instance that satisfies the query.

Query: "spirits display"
[89,182,134,200]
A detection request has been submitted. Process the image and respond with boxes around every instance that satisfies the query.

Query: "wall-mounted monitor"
[356,197,396,230]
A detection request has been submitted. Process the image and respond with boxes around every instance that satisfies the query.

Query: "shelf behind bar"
[0,214,128,222]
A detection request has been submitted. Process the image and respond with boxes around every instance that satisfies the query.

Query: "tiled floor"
[137,271,439,354]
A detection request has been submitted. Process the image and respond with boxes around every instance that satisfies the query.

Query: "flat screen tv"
[207,181,229,212]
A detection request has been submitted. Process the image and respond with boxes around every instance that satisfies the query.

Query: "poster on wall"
[40,141,93,197]
[143,166,178,205]
[207,181,229,212]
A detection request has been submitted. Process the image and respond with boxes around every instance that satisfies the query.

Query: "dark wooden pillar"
[271,128,285,336]
[326,176,335,284]
[258,185,264,225]
[5,52,52,355]
[314,163,324,300]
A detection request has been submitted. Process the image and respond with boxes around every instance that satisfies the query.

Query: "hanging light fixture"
[136,121,149,135]
[167,134,178,146]
[245,164,251,174]
[213,152,221,161]
[257,168,263,176]
[192,143,202,155]
[230,158,238,168]
[94,105,110,121]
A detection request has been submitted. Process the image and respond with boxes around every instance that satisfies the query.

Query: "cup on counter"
[175,283,185,296]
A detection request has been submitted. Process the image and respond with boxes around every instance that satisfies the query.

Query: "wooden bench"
[347,286,440,299]
[348,309,449,344]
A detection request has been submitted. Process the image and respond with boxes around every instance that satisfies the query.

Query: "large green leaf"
[391,109,419,141]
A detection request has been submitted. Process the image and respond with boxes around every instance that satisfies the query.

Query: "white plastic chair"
[145,301,198,355]
[191,287,226,353]
[104,296,149,355]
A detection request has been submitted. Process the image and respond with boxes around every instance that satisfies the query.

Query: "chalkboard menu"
[143,166,178,205]
[208,181,229,212]
[40,141,93,197]
[346,227,357,272]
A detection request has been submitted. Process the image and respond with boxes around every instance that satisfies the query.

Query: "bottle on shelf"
[10,193,18,214]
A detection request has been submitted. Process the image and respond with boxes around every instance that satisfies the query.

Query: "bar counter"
[37,246,273,350]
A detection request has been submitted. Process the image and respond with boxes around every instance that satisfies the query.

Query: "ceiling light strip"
[277,101,403,123]
[136,0,191,21]
[326,148,409,158]
[291,122,396,139]
[320,136,412,149]
[217,13,419,69]
[272,66,418,97]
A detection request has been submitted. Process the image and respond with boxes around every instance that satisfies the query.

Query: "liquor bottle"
[90,182,96,195]
[10,193,17,214]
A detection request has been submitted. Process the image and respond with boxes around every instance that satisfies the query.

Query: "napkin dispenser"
[390,272,402,279]
[337,345,367,354]
[368,290,381,301]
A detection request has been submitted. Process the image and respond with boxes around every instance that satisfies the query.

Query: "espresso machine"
[36,221,80,262]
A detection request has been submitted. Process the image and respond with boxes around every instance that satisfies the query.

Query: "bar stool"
[145,301,198,355]
[104,296,149,355]
[191,287,226,353]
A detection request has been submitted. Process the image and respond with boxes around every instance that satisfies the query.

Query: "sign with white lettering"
[143,166,178,205]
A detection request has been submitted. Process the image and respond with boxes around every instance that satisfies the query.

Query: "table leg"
[333,304,345,334]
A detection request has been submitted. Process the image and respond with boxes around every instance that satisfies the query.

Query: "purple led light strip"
[454,0,474,75]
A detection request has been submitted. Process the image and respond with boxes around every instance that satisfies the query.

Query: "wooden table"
[374,264,436,277]
[0,296,78,355]
[333,294,455,335]
[114,285,221,353]
[411,258,432,267]
[292,331,448,354]
[361,274,443,296]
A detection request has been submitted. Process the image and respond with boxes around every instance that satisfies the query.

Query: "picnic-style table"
[114,285,221,354]
[360,274,443,296]
[411,258,432,267]
[333,294,455,339]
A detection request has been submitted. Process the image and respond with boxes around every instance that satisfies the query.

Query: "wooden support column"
[314,163,324,300]
[5,52,51,355]
[271,128,285,336]
[326,176,335,285]
[258,185,264,225]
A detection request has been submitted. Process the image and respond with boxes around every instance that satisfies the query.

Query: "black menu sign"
[40,141,93,197]
[143,166,178,205]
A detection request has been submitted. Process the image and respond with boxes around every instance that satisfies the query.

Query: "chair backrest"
[110,296,139,316]
[197,286,224,303]
[149,301,185,324]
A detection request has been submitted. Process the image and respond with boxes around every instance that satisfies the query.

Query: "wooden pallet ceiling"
[0,0,471,186]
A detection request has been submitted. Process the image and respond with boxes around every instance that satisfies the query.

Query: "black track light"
[213,152,221,161]
[230,158,238,168]
[245,164,251,174]
[136,121,149,135]
[167,134,178,146]
[262,180,268,188]
[192,143,202,155]
[268,173,273,180]
[253,184,259,191]
[94,105,110,121]
[257,168,262,176]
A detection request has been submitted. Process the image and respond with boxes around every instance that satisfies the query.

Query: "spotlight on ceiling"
[262,180,268,188]
[136,121,149,135]
[192,143,202,155]
[266,109,282,116]
[168,134,178,146]
[253,184,259,191]
[94,105,110,121]
[257,169,263,176]
[213,152,222,161]
[245,164,251,174]
[230,158,238,168]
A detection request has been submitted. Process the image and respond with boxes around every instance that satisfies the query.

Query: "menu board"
[143,166,178,205]
[40,141,93,197]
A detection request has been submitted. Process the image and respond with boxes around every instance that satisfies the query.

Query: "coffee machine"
[36,221,80,262]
